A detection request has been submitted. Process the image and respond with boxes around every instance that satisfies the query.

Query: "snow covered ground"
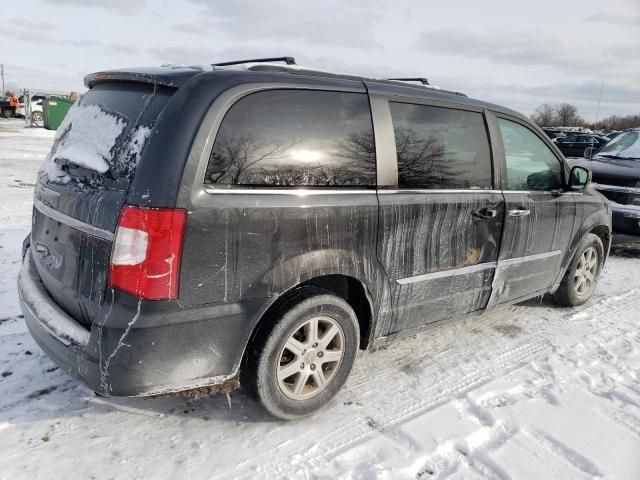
[1,118,640,479]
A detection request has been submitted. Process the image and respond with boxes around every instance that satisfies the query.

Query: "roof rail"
[212,56,296,67]
[387,77,430,86]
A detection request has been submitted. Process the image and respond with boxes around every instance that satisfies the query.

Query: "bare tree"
[555,103,580,127]
[531,103,557,127]
[206,133,296,184]
[593,113,640,131]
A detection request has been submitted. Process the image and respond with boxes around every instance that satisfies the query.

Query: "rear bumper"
[19,250,102,392]
[19,249,266,396]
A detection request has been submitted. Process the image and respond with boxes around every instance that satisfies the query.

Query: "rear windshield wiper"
[54,156,115,179]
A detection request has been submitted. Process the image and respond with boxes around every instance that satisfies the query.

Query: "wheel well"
[300,275,373,350]
[244,275,373,366]
[590,225,611,255]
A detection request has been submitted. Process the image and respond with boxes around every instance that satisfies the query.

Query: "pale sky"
[2,0,639,121]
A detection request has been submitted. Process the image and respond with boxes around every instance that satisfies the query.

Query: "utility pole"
[1,64,4,93]
[594,82,604,127]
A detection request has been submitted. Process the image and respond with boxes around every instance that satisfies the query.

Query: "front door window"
[498,119,563,191]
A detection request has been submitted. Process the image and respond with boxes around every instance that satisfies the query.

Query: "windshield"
[595,130,640,159]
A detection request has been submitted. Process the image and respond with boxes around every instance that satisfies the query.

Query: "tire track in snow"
[521,426,604,477]
[217,288,640,479]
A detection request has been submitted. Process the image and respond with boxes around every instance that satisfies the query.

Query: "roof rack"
[387,77,430,86]
[212,56,296,67]
[207,62,467,97]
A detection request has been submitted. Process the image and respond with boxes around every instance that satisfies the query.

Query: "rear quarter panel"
[553,188,611,286]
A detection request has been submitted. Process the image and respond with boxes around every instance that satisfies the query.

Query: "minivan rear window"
[205,90,376,187]
[389,103,493,190]
[41,82,174,190]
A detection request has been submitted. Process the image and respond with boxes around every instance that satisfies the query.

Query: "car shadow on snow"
[0,305,533,427]
[0,335,278,425]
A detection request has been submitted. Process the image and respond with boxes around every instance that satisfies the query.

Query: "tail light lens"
[109,206,187,300]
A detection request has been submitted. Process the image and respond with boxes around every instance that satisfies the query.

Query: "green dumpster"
[43,96,75,130]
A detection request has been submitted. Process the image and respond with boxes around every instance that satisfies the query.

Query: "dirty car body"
[18,63,611,405]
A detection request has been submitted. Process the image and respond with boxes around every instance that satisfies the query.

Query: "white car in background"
[15,93,49,122]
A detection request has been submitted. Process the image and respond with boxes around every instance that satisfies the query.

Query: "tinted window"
[498,118,563,191]
[389,103,493,189]
[206,90,375,187]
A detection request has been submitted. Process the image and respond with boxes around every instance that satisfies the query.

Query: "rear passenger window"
[498,118,563,191]
[389,103,493,189]
[205,90,375,187]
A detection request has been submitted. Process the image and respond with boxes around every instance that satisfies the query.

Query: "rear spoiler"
[84,67,203,89]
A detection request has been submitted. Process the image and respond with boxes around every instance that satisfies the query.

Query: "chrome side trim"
[592,183,640,195]
[498,250,562,266]
[201,187,535,196]
[378,189,501,195]
[396,261,496,285]
[203,186,376,195]
[502,190,573,194]
[34,199,114,241]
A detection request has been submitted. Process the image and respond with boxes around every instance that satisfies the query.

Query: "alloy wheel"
[574,246,598,296]
[277,316,345,400]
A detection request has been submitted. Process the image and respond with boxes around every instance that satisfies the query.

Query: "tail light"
[109,206,187,300]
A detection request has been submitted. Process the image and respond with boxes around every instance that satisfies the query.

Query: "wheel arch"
[240,274,375,374]
[589,224,611,260]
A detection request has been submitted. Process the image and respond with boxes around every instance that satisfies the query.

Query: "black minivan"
[18,59,611,419]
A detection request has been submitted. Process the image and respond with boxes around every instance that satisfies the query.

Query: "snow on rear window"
[38,83,173,188]
[42,103,126,177]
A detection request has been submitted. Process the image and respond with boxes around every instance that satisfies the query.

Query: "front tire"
[554,233,604,306]
[243,288,360,420]
[31,110,43,122]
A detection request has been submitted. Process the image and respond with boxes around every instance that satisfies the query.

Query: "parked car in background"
[18,60,611,420]
[569,129,640,238]
[555,133,610,158]
[605,131,622,140]
[542,128,566,141]
[0,95,17,118]
[15,93,49,122]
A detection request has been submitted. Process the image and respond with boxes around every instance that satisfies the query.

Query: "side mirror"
[583,146,596,159]
[569,166,591,191]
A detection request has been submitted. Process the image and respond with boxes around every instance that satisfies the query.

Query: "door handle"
[508,208,531,217]
[472,207,498,219]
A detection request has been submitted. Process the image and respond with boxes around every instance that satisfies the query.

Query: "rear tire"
[243,287,359,420]
[554,233,604,307]
[31,111,43,122]
[1,107,14,119]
